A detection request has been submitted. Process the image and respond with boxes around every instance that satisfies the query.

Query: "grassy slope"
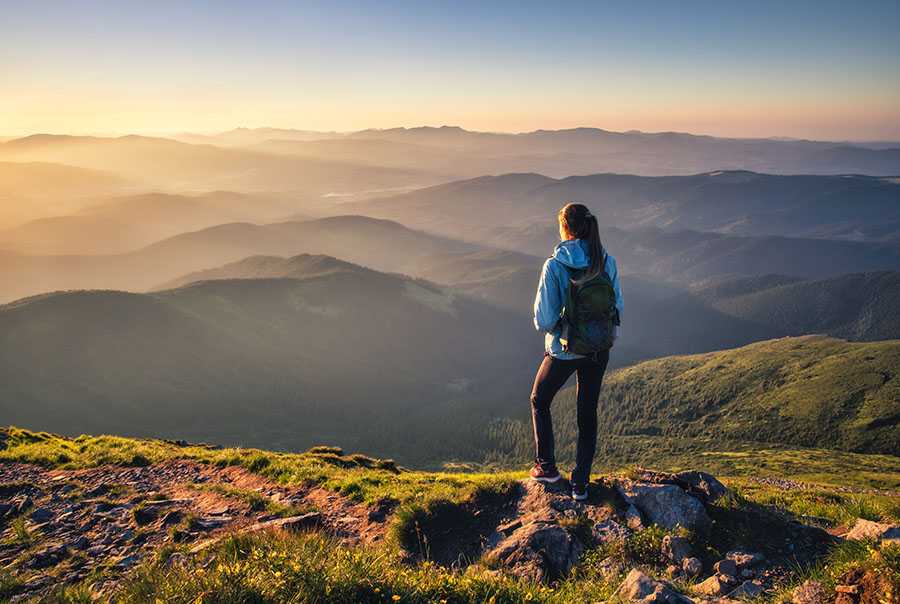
[2,427,898,603]
[488,336,900,463]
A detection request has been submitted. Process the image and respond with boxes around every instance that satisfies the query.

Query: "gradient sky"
[2,0,899,140]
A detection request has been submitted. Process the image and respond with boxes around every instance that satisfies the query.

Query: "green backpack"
[560,258,617,354]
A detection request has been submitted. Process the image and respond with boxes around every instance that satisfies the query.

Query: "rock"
[594,519,629,543]
[792,580,827,604]
[29,544,68,569]
[0,503,13,518]
[488,521,584,582]
[114,554,139,568]
[724,550,764,578]
[682,557,702,577]
[160,510,183,526]
[616,568,693,603]
[662,534,692,564]
[693,574,734,597]
[616,481,711,533]
[844,518,900,541]
[727,580,764,599]
[673,471,729,503]
[714,559,738,580]
[29,507,53,523]
[69,535,90,550]
[271,512,322,532]
[625,504,644,530]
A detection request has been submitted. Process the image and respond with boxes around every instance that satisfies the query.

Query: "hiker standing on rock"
[529,202,623,501]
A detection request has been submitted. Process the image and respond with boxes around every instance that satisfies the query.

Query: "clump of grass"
[0,570,23,600]
[9,516,34,546]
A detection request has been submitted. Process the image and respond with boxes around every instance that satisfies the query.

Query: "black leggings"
[530,351,610,485]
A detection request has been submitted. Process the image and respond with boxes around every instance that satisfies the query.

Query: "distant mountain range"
[0,134,437,194]
[0,216,476,302]
[0,161,133,229]
[173,125,900,177]
[0,191,311,255]
[351,171,900,242]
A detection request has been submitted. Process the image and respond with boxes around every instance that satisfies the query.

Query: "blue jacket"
[533,239,624,359]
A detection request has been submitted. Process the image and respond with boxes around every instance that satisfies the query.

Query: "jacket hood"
[551,239,590,269]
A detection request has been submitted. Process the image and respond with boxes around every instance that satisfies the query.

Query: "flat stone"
[693,575,733,597]
[29,507,53,523]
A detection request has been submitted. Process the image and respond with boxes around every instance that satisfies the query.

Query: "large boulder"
[488,520,584,583]
[673,471,729,503]
[616,481,711,533]
[616,568,693,604]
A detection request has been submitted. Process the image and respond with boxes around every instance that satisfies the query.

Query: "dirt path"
[0,460,389,600]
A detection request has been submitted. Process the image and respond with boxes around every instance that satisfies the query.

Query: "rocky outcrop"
[488,520,584,583]
[615,480,712,533]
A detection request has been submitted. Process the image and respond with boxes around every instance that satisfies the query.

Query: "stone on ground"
[616,568,693,604]
[616,481,711,532]
[792,580,827,604]
[488,521,584,583]
[844,518,900,542]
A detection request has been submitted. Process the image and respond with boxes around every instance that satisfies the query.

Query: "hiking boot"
[572,483,588,501]
[530,463,562,483]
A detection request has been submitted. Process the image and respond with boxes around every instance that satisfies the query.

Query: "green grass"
[0,428,520,512]
[4,427,899,604]
[487,336,900,462]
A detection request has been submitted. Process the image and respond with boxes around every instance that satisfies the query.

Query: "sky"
[2,0,899,140]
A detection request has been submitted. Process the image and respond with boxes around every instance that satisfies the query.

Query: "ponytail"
[558,202,605,284]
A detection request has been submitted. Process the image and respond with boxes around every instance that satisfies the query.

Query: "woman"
[530,202,623,501]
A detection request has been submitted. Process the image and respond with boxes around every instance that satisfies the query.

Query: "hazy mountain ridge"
[0,215,479,303]
[0,191,311,255]
[354,170,900,242]
[182,125,900,176]
[0,269,537,457]
[0,134,439,193]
